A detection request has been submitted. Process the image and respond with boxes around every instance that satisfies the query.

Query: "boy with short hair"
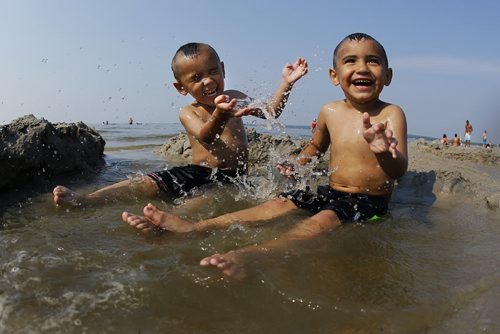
[53,42,308,206]
[122,33,408,280]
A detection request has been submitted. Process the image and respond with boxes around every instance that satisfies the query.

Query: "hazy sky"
[1,0,499,143]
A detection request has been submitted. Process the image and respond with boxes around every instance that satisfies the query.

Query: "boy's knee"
[313,210,341,229]
[267,197,297,210]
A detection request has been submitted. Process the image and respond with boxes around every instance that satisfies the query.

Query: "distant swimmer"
[311,118,317,133]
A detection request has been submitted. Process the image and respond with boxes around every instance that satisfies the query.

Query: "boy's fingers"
[227,98,237,108]
[362,112,372,130]
[214,94,229,104]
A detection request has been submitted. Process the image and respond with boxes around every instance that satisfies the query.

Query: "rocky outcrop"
[155,128,313,166]
[0,115,105,190]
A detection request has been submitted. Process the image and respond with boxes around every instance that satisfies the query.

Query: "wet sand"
[405,140,499,210]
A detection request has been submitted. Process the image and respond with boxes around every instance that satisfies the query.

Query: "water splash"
[234,96,287,134]
[127,171,145,184]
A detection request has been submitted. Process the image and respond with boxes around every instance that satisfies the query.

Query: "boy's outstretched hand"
[362,112,399,158]
[282,58,308,84]
[214,95,255,118]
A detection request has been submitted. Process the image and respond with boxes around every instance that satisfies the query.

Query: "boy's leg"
[200,209,342,279]
[122,197,300,233]
[53,175,161,206]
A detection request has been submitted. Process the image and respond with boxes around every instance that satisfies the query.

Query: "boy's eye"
[209,68,220,75]
[367,57,381,64]
[192,75,202,82]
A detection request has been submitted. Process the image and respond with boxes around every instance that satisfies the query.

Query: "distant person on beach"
[53,42,308,206]
[441,134,448,145]
[122,33,408,280]
[311,118,317,133]
[452,133,461,147]
[129,117,133,125]
[482,130,488,147]
[464,120,473,147]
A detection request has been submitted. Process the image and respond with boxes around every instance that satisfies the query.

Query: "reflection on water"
[1,124,499,332]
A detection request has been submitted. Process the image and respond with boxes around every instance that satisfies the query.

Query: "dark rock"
[0,114,105,190]
[155,127,312,167]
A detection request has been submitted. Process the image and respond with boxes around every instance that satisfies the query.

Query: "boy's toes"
[121,211,131,223]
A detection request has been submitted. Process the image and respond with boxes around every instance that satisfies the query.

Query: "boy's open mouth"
[352,79,373,87]
[204,88,217,97]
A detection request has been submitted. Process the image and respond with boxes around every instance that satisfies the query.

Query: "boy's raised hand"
[362,112,399,159]
[282,57,308,84]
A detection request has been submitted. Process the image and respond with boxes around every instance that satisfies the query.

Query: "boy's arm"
[362,108,408,179]
[180,96,238,144]
[297,110,331,165]
[253,58,308,119]
[277,110,330,176]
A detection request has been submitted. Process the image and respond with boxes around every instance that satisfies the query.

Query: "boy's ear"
[173,81,188,96]
[329,67,340,86]
[384,68,393,86]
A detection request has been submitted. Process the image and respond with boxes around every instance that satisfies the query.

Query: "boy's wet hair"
[332,33,388,69]
[171,42,221,80]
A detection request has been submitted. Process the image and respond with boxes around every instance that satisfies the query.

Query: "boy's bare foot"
[53,186,85,206]
[142,203,195,233]
[200,251,247,280]
[122,203,195,233]
[121,211,161,234]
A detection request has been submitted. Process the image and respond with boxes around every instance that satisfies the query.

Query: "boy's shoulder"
[319,99,345,112]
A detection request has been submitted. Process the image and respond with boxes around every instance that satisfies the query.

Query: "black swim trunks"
[148,164,244,197]
[281,185,388,222]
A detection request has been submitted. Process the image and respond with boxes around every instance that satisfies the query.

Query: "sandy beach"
[404,139,499,210]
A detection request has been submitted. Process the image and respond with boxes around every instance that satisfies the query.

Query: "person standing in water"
[53,42,308,206]
[464,120,473,147]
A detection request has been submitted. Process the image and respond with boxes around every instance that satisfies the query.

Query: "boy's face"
[173,45,225,106]
[329,39,392,105]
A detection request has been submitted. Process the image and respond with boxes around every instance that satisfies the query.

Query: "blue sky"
[1,0,499,143]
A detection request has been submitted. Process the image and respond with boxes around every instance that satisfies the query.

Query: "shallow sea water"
[1,124,499,333]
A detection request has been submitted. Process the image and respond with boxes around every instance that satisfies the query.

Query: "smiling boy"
[53,43,308,206]
[122,34,407,280]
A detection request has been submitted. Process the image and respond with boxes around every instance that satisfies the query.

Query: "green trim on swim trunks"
[367,214,383,222]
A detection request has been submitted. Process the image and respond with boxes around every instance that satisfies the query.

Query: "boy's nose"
[355,61,369,72]
[202,77,214,85]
